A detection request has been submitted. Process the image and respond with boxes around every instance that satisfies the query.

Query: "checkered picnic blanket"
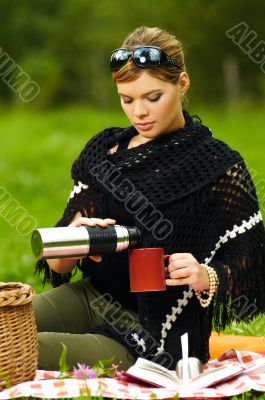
[1,349,265,399]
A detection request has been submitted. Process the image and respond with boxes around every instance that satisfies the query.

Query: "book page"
[126,358,244,390]
[125,366,180,389]
[185,363,244,389]
[133,358,178,381]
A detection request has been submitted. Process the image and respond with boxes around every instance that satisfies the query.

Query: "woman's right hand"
[47,214,116,274]
[69,216,116,262]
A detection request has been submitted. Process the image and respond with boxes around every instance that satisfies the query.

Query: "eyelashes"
[123,94,162,104]
[149,94,162,102]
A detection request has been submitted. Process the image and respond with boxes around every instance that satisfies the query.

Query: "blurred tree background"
[0,0,264,109]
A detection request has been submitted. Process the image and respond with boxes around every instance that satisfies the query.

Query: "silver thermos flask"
[31,224,141,260]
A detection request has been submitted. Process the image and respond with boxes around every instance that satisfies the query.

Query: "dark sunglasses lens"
[133,47,161,67]
[110,49,128,70]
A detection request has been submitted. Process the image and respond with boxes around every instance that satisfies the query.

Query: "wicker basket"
[0,282,38,390]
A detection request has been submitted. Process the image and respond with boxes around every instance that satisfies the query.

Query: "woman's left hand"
[165,253,210,291]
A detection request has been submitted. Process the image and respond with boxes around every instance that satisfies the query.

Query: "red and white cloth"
[1,349,265,399]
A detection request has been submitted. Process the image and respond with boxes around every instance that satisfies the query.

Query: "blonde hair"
[111,26,186,85]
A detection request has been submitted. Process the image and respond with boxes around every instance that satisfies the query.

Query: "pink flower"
[114,370,131,382]
[73,363,97,379]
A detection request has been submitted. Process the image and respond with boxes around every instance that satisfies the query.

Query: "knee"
[32,292,62,332]
[32,293,46,331]
[37,332,64,370]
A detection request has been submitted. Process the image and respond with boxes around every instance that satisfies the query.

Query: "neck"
[164,109,186,134]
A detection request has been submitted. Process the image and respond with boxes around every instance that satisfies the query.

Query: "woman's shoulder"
[83,125,132,148]
[193,119,246,177]
[70,126,130,181]
[72,125,131,165]
[209,134,243,161]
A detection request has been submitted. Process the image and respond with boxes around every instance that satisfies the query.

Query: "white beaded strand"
[194,264,219,308]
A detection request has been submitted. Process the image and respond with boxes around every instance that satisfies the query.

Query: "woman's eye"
[148,94,161,102]
[122,95,161,104]
[122,98,132,104]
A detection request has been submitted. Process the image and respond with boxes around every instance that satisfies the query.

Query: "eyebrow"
[118,89,162,97]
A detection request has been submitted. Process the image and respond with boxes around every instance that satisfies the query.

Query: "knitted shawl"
[35,110,265,367]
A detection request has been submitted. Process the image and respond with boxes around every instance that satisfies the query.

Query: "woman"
[34,26,265,371]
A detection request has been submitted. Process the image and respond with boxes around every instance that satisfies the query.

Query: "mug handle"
[164,254,170,277]
[164,254,170,263]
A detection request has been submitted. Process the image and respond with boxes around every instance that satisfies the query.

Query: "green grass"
[0,105,265,399]
[0,106,129,291]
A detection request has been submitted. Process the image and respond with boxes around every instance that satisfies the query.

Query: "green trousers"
[33,278,138,370]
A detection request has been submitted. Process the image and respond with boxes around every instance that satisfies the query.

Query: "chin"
[140,132,158,140]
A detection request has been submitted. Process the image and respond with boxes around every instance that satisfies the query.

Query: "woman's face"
[116,70,190,142]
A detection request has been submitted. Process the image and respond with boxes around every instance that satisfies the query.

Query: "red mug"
[129,248,170,292]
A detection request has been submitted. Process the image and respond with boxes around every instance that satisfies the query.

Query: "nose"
[133,100,149,118]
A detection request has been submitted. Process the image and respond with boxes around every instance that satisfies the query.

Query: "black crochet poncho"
[36,110,265,368]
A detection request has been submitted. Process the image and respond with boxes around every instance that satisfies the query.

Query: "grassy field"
[0,105,265,398]
[0,106,128,291]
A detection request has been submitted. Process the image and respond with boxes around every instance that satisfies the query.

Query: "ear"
[178,72,190,96]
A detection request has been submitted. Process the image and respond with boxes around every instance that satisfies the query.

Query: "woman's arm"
[165,160,265,323]
[47,212,116,273]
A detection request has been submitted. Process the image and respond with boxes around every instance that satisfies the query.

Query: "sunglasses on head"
[110,46,181,71]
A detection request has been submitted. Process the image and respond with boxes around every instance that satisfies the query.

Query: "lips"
[136,122,155,132]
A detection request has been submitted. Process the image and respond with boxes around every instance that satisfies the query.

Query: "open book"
[125,357,244,390]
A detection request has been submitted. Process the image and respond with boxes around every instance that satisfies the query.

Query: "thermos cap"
[31,227,89,260]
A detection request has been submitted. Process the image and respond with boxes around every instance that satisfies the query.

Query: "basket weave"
[0,282,38,390]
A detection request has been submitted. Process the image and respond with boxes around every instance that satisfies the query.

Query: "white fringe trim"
[68,181,89,201]
[131,333,146,352]
[204,211,262,265]
[132,211,262,356]
[154,288,193,356]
